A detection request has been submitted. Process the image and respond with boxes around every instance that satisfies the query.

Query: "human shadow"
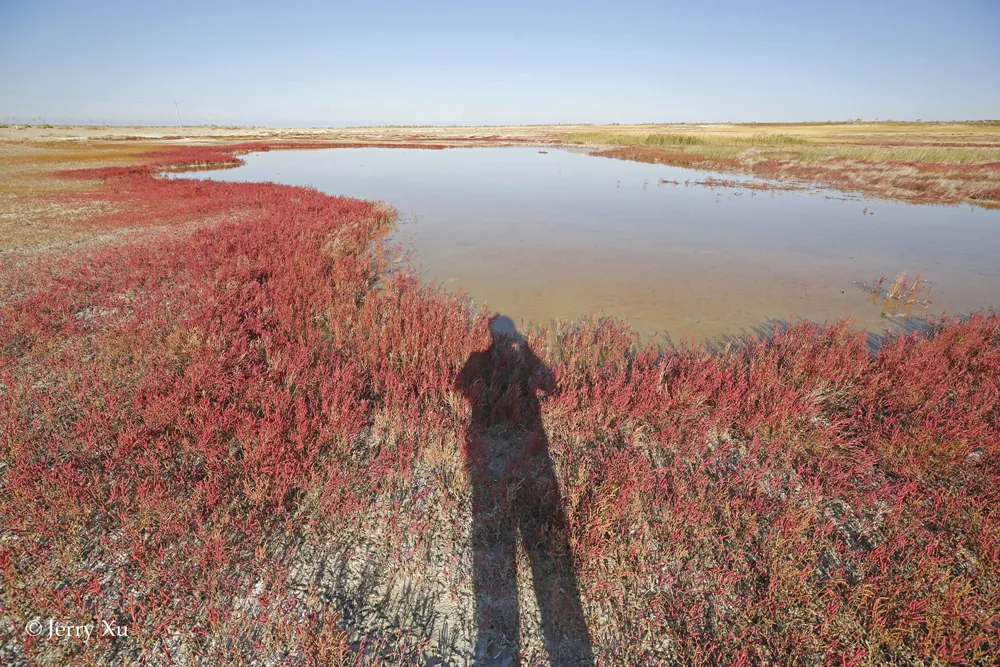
[455,316,594,666]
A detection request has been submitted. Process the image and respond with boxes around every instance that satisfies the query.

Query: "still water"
[189,147,1000,342]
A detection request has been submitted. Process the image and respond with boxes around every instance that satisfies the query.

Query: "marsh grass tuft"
[862,270,932,313]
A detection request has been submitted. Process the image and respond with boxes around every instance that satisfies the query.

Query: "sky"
[1,0,998,126]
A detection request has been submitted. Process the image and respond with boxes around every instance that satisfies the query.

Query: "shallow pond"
[187,146,1000,343]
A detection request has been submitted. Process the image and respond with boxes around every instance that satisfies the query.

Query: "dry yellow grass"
[0,142,171,248]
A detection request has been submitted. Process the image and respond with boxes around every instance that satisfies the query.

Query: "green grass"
[729,133,812,146]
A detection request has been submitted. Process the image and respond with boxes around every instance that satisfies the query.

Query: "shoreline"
[4,121,998,208]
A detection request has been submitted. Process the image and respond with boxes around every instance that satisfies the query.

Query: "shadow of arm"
[524,345,556,395]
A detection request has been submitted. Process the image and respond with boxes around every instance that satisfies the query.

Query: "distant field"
[3,121,998,207]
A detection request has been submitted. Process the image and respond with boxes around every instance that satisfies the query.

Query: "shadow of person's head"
[490,314,520,341]
[489,314,527,361]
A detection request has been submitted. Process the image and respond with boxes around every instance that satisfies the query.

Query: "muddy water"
[189,147,1000,343]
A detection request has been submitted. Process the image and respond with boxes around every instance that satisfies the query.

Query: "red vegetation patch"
[58,141,451,181]
[845,141,1000,149]
[591,146,1000,206]
[888,160,1000,174]
[401,135,533,144]
[253,140,451,150]
[970,186,1000,201]
[3,142,1000,664]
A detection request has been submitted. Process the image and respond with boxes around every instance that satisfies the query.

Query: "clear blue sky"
[1,0,998,126]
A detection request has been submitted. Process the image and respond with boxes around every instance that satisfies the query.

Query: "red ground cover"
[592,146,1000,207]
[2,142,999,664]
